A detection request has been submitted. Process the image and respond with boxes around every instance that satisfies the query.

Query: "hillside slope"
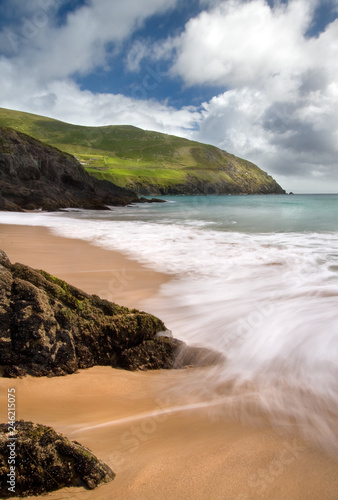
[0,108,285,195]
[0,126,140,211]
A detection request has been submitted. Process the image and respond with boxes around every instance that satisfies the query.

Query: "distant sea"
[1,194,338,452]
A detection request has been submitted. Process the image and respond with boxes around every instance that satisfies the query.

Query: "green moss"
[40,272,72,292]
[60,307,73,320]
[77,448,95,460]
[23,423,55,441]
[38,270,86,311]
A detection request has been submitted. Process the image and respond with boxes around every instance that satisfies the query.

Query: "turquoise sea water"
[94,193,338,233]
[1,194,338,452]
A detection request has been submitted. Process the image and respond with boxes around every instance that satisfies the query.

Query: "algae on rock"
[1,250,220,377]
[0,421,115,497]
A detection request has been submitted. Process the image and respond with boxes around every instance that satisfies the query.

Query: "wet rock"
[0,250,219,377]
[120,337,183,370]
[121,337,225,371]
[0,421,114,497]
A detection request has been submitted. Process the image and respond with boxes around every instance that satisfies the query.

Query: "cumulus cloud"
[0,0,200,138]
[194,81,338,192]
[1,0,178,78]
[0,59,200,136]
[171,0,315,89]
[0,0,202,140]
[164,0,338,192]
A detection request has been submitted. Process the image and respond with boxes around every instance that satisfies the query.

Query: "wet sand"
[0,224,169,310]
[0,223,338,499]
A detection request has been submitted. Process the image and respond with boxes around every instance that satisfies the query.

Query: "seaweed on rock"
[0,421,115,497]
[0,250,222,377]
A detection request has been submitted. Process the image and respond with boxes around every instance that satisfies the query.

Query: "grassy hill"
[0,107,285,195]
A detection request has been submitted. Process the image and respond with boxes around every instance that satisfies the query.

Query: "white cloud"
[126,36,177,73]
[126,40,150,72]
[194,82,338,193]
[0,60,200,137]
[1,0,179,78]
[161,0,338,192]
[171,0,315,89]
[0,0,198,138]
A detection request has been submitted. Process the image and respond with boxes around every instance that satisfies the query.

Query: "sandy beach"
[1,223,338,499]
[0,224,169,310]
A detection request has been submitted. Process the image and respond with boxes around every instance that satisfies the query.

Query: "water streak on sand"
[69,396,249,434]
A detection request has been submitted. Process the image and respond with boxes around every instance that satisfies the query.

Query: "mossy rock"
[1,250,213,377]
[0,421,114,497]
[0,250,222,377]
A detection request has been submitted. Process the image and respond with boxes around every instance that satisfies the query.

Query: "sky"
[0,0,338,193]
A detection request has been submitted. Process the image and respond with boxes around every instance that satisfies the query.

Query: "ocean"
[1,194,338,453]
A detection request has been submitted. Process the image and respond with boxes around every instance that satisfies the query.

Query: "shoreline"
[0,223,338,499]
[0,223,170,311]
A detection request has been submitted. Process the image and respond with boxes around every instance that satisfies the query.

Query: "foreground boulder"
[0,126,140,211]
[0,250,220,377]
[0,421,114,497]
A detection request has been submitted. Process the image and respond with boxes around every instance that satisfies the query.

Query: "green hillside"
[0,107,285,195]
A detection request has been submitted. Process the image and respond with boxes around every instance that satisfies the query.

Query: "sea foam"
[1,209,338,452]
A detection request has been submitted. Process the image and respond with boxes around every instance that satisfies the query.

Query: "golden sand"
[0,224,169,310]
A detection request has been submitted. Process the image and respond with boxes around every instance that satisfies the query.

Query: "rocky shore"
[0,249,221,378]
[0,240,223,497]
[0,421,114,497]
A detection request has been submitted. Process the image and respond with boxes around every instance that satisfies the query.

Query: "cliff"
[0,126,140,211]
[0,108,285,196]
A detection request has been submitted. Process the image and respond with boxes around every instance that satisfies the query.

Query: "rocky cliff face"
[0,421,114,497]
[127,175,285,196]
[0,250,220,377]
[117,152,286,196]
[0,126,139,211]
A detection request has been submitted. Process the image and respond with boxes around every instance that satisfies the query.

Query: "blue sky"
[0,0,338,192]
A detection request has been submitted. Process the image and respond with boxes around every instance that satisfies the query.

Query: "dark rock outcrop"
[120,337,224,371]
[0,251,220,377]
[0,126,140,211]
[0,421,114,497]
